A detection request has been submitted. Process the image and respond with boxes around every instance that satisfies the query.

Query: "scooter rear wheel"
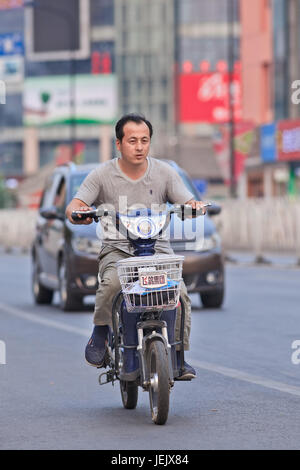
[120,380,138,409]
[147,340,170,425]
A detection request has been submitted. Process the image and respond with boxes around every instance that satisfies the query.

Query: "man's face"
[116,121,151,166]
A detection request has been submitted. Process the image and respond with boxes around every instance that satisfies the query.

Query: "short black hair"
[115,113,153,141]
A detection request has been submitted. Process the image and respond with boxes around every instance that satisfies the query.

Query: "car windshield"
[70,173,89,201]
[176,170,200,200]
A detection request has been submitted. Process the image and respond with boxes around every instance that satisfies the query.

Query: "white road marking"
[0,302,90,338]
[1,301,300,398]
[189,359,300,398]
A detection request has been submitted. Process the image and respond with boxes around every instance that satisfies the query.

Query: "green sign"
[23,74,118,126]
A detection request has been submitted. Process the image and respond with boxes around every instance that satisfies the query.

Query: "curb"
[225,256,300,270]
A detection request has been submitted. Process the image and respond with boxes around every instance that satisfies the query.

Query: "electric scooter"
[72,203,208,424]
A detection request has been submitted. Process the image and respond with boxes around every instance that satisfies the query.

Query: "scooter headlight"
[136,218,155,237]
[119,214,167,239]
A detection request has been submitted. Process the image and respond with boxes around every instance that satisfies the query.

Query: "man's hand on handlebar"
[185,199,207,216]
[66,199,95,225]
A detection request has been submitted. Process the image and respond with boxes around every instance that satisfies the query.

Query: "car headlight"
[72,237,102,254]
[194,233,221,252]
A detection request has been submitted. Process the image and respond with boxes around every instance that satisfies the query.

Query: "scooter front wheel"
[120,380,138,409]
[147,340,170,425]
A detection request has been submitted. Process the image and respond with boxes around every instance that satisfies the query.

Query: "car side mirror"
[40,207,65,221]
[207,204,222,216]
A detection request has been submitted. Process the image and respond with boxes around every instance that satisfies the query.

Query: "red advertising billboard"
[179,72,242,123]
[0,0,23,9]
[277,120,300,161]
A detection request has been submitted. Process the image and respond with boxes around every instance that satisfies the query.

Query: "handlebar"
[173,203,212,219]
[71,207,112,222]
[71,203,212,223]
[71,210,97,221]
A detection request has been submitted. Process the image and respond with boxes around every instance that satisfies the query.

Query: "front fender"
[140,332,174,387]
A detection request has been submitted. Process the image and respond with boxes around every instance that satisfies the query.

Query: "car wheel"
[58,258,83,312]
[200,288,224,309]
[32,257,54,304]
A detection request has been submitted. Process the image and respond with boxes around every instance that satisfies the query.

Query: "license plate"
[139,271,167,289]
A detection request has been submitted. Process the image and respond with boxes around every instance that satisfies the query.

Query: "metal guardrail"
[0,209,37,253]
[213,198,300,264]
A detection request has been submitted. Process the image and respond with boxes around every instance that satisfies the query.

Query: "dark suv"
[32,161,224,311]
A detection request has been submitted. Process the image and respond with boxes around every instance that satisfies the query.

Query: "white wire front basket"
[117,254,184,312]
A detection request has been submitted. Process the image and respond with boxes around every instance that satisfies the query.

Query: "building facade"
[242,0,300,198]
[115,0,241,190]
[115,0,176,165]
[2,0,299,199]
[0,6,24,176]
[0,0,241,193]
[0,0,116,179]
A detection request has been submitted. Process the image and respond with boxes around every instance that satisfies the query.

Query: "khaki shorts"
[93,245,191,351]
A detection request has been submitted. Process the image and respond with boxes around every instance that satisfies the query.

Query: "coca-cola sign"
[179,72,242,123]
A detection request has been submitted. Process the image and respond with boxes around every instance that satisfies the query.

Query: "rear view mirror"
[207,204,221,216]
[40,207,65,221]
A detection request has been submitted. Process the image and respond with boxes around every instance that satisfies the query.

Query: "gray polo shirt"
[75,157,194,253]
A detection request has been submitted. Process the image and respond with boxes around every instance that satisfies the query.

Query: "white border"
[25,0,90,62]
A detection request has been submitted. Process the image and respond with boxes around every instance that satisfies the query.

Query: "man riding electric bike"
[66,113,207,380]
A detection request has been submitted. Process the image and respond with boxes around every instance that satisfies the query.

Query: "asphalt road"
[0,253,300,450]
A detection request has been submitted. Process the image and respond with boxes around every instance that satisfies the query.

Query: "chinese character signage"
[277,120,300,161]
[0,33,24,56]
[260,123,277,162]
[213,122,255,184]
